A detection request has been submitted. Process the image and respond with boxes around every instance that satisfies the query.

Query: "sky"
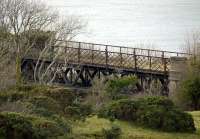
[46,0,200,52]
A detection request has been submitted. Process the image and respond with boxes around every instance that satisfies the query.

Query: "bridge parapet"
[53,41,190,73]
[25,41,190,73]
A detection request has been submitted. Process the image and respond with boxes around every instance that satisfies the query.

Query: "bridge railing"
[64,41,190,57]
[25,41,191,73]
[54,41,189,72]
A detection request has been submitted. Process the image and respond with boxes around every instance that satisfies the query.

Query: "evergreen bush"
[105,76,138,100]
[0,112,71,139]
[102,125,122,139]
[65,102,92,120]
[98,96,196,132]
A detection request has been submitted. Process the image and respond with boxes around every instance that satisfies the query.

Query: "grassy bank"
[70,112,200,139]
[0,85,199,139]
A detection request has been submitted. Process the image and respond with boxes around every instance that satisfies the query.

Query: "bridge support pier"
[169,57,188,96]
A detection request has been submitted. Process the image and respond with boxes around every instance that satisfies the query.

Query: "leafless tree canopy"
[0,0,86,56]
[0,0,87,87]
[184,31,200,56]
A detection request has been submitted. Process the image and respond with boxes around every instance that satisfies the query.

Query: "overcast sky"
[46,0,200,51]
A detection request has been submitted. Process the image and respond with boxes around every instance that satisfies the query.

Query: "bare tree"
[0,0,86,86]
[0,32,11,60]
[32,15,86,84]
[182,30,200,75]
[184,31,200,56]
[0,25,16,90]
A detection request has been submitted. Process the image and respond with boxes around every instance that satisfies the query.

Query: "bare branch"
[0,0,87,85]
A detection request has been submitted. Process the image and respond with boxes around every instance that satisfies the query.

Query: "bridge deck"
[23,57,168,77]
[22,41,190,91]
[25,41,190,76]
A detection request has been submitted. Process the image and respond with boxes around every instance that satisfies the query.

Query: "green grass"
[189,111,200,130]
[71,112,200,139]
[1,85,200,139]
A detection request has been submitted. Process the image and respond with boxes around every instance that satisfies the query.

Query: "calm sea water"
[47,0,200,52]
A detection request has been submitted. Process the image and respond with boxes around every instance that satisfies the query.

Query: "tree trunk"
[16,53,22,87]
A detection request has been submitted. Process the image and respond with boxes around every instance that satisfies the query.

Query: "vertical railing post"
[78,42,81,63]
[150,57,152,71]
[164,58,167,72]
[162,51,166,72]
[120,47,123,67]
[148,50,151,70]
[134,48,137,70]
[105,45,108,67]
[91,44,94,64]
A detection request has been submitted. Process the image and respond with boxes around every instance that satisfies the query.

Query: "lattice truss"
[80,49,93,64]
[107,52,121,67]
[65,47,78,63]
[136,56,151,70]
[92,51,106,65]
[151,57,164,71]
[27,41,186,73]
[122,54,135,68]
[165,58,170,71]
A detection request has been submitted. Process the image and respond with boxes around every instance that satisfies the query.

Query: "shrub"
[51,115,71,133]
[0,91,25,103]
[30,107,56,118]
[137,96,174,109]
[16,85,36,92]
[28,96,61,113]
[102,125,122,139]
[0,112,34,139]
[65,102,92,120]
[98,96,196,132]
[136,105,195,132]
[106,76,138,91]
[105,76,138,100]
[0,112,70,139]
[136,105,165,129]
[98,99,139,121]
[43,88,76,110]
[0,85,50,104]
[28,87,77,113]
[32,117,65,138]
[27,85,52,95]
[162,109,195,132]
[178,76,200,110]
[0,101,31,114]
[135,97,196,132]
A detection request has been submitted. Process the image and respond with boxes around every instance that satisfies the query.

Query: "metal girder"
[21,57,170,95]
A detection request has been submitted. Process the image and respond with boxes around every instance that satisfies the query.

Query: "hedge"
[98,96,196,132]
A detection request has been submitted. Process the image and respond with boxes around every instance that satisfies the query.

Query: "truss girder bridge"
[21,41,189,96]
